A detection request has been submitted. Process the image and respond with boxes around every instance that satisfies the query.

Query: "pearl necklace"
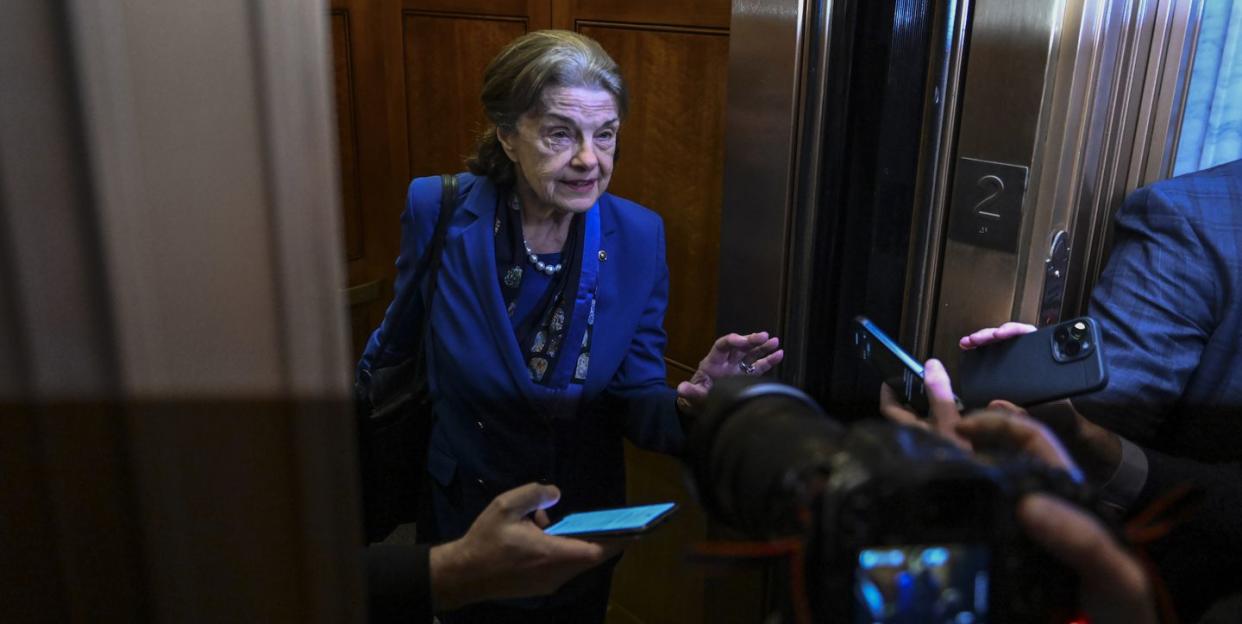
[524,240,564,276]
[510,193,564,276]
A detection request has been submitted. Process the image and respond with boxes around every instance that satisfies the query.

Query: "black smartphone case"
[957,317,1109,409]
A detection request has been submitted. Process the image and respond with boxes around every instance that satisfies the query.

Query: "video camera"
[686,377,1092,623]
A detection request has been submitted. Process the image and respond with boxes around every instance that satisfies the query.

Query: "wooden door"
[331,0,404,363]
[329,2,740,622]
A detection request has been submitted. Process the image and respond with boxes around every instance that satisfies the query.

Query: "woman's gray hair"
[467,30,628,187]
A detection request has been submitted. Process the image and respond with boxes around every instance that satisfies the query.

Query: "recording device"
[544,502,677,537]
[958,317,1109,409]
[853,316,963,413]
[686,377,1089,623]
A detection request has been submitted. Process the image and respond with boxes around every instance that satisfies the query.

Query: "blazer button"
[475,420,485,431]
[476,478,485,487]
[598,250,607,261]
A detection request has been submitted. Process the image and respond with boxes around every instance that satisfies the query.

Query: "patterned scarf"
[495,192,595,387]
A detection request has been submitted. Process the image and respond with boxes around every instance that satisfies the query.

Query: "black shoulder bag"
[355,173,457,543]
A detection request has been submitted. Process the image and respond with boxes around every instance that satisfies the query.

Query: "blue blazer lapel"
[449,177,536,404]
[584,201,621,399]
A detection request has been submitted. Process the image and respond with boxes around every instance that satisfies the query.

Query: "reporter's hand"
[958,321,1038,350]
[957,323,1124,483]
[429,483,624,611]
[956,322,1086,439]
[966,395,1123,488]
[1018,494,1156,624]
[942,391,1150,622]
[955,410,1083,482]
[878,358,971,450]
[677,331,784,414]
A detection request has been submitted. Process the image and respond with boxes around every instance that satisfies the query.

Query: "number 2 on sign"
[972,175,1005,220]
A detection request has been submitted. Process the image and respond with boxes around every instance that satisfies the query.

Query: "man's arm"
[427,483,619,611]
[363,483,621,622]
[1074,185,1217,443]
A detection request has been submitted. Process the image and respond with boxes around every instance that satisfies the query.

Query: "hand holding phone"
[853,316,963,414]
[957,317,1108,409]
[430,482,620,610]
[543,502,678,538]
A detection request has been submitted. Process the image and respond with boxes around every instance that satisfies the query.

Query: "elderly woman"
[359,30,781,622]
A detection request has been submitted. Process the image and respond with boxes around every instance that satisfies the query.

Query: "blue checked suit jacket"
[1076,158,1242,453]
[1074,158,1242,621]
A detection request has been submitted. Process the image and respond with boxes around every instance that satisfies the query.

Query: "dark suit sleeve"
[364,544,434,623]
[606,218,684,455]
[1133,450,1242,622]
[1075,186,1218,442]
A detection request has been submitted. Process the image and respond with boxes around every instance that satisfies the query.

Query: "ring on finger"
[738,361,757,375]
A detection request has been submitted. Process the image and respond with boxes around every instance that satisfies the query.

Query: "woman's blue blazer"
[359,173,685,540]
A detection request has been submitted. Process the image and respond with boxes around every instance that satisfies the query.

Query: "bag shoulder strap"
[419,174,457,331]
[362,174,457,379]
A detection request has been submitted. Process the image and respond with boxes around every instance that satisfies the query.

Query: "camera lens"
[1068,321,1087,341]
[689,377,844,536]
[1064,340,1082,357]
[1054,327,1069,344]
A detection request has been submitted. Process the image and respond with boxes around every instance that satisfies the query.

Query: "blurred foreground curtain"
[1175,0,1242,175]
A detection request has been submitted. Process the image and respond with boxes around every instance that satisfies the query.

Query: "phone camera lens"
[1054,327,1070,344]
[1068,321,1087,341]
[1065,340,1082,357]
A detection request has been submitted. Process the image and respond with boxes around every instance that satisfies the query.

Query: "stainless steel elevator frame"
[719,0,1205,386]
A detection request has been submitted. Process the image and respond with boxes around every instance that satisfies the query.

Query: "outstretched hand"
[429,483,624,611]
[676,331,784,415]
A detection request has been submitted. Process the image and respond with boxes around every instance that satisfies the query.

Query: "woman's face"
[499,86,619,216]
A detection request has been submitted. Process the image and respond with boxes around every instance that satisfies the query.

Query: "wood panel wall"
[331,0,405,365]
[328,2,738,621]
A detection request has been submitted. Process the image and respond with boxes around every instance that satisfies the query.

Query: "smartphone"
[854,543,991,623]
[957,317,1108,409]
[853,316,962,414]
[543,502,678,537]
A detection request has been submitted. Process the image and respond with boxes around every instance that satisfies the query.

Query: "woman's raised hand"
[675,332,784,415]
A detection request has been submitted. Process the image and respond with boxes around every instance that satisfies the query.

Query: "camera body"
[806,422,1080,623]
[688,378,1087,623]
